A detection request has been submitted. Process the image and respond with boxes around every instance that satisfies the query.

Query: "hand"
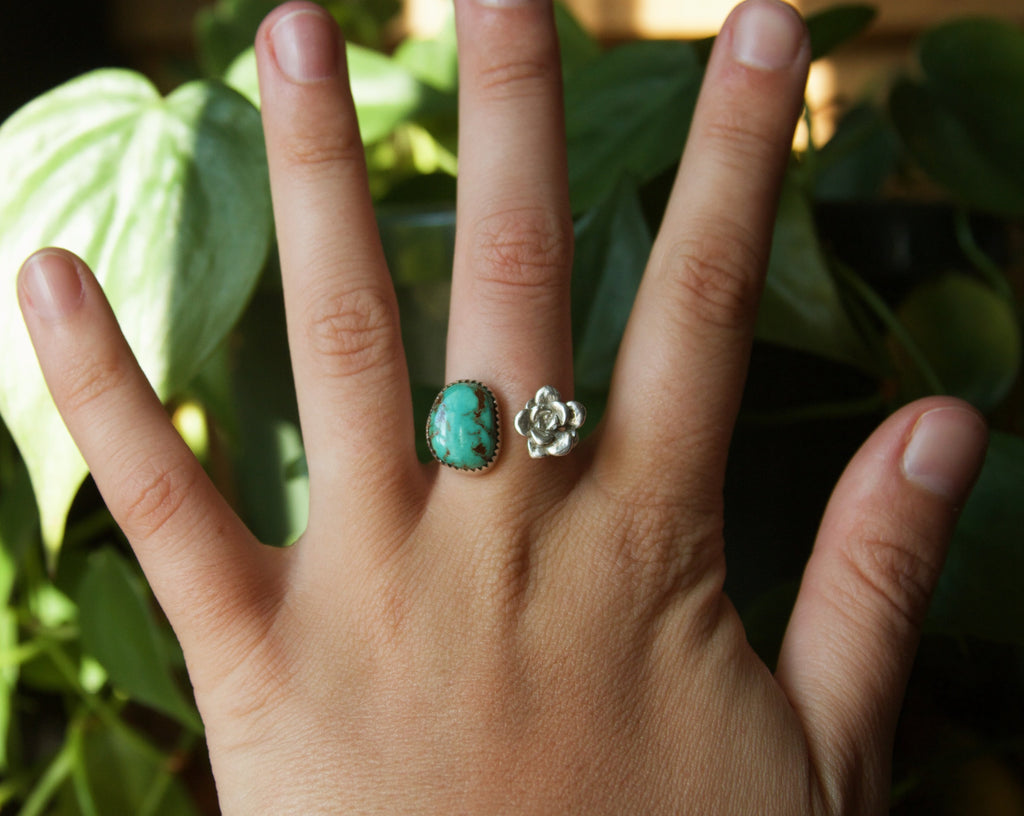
[17,0,988,812]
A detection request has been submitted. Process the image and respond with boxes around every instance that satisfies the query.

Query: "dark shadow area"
[0,0,127,121]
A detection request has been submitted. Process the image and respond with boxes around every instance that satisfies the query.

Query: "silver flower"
[514,386,586,458]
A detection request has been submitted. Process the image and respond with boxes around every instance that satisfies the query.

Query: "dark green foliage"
[0,2,1022,811]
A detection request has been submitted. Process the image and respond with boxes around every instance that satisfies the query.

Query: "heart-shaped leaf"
[571,178,650,392]
[756,179,875,371]
[564,41,702,213]
[891,19,1024,216]
[0,69,272,562]
[225,43,453,145]
[76,548,202,731]
[888,273,1021,411]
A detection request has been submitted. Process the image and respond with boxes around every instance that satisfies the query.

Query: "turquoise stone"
[426,381,499,471]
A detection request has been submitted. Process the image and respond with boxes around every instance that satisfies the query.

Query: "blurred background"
[6,0,1024,132]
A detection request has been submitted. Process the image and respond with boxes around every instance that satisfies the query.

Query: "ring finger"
[445,0,574,465]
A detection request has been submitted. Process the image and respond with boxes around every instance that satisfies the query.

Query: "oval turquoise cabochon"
[426,381,500,471]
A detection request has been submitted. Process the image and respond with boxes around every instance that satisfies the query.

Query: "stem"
[44,643,167,766]
[836,264,947,396]
[16,733,74,816]
[139,730,199,816]
[68,713,101,816]
[954,209,1014,301]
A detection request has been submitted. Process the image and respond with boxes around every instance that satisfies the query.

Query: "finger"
[256,3,421,507]
[446,0,574,440]
[596,0,809,503]
[17,249,280,653]
[775,398,988,809]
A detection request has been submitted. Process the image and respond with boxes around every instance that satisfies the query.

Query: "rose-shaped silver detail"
[514,386,586,458]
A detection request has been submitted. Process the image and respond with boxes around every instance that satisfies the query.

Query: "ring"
[514,386,586,458]
[426,380,500,472]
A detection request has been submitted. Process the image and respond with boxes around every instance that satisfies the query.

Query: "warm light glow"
[799,59,840,151]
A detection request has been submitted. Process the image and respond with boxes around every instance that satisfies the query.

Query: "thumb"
[775,398,988,810]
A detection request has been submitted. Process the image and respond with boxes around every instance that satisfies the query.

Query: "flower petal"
[530,426,555,446]
[551,400,568,426]
[514,408,532,437]
[547,430,575,456]
[527,438,547,458]
[535,385,560,406]
[566,401,587,430]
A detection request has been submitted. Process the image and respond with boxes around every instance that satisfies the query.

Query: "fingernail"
[270,8,339,83]
[19,252,85,320]
[475,0,535,7]
[902,406,988,501]
[731,0,804,71]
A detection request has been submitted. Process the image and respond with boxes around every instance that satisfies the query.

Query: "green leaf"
[805,5,877,61]
[392,11,459,93]
[0,607,15,770]
[0,70,272,561]
[889,274,1021,412]
[565,41,702,213]
[226,286,309,547]
[378,206,455,387]
[195,0,282,77]
[928,432,1024,645]
[75,718,199,816]
[918,19,1024,193]
[812,103,901,200]
[755,179,875,371]
[571,179,650,392]
[0,438,36,605]
[554,2,601,79]
[890,79,1024,216]
[891,20,1024,215]
[75,548,201,731]
[225,43,453,146]
[0,439,34,771]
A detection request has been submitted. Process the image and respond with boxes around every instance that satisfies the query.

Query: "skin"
[16,0,990,813]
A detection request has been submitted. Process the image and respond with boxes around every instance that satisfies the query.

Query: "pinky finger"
[17,249,280,653]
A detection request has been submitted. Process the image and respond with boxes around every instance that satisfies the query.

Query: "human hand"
[17,0,988,812]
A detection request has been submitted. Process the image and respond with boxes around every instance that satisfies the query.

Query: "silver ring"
[514,386,586,458]
[426,380,500,472]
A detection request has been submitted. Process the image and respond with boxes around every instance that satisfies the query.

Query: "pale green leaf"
[392,10,458,93]
[225,43,452,145]
[0,70,272,560]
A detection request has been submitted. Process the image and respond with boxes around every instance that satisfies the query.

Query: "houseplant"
[0,1,1021,811]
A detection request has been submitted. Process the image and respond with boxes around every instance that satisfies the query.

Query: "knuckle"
[58,349,130,414]
[280,128,364,175]
[584,477,724,601]
[658,223,763,330]
[837,531,940,631]
[119,459,199,539]
[703,113,779,171]
[470,207,573,304]
[304,286,395,378]
[476,55,559,100]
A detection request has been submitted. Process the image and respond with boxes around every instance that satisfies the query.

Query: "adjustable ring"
[426,380,500,472]
[514,386,586,458]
